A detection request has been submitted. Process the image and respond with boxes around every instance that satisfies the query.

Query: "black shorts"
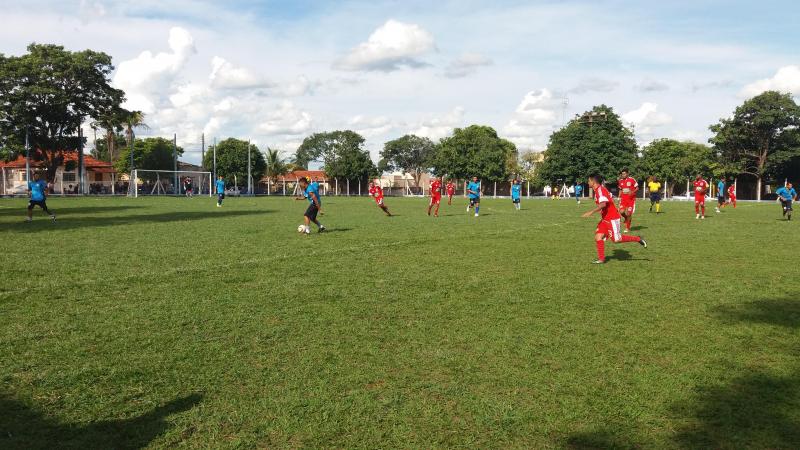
[650,193,661,202]
[218,193,225,200]
[718,196,725,204]
[781,200,793,211]
[469,197,480,206]
[28,199,47,210]
[304,203,319,221]
[512,198,520,204]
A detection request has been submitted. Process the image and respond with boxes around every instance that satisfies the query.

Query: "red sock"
[596,240,605,261]
[695,204,699,214]
[620,234,641,243]
[701,205,705,215]
[626,217,632,231]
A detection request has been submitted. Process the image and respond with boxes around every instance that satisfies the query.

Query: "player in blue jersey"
[26,172,55,222]
[776,182,797,221]
[466,176,481,217]
[215,175,225,207]
[510,179,522,210]
[574,183,584,204]
[296,177,326,234]
[715,179,726,213]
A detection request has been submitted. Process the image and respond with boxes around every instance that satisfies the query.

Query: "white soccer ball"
[297,224,306,233]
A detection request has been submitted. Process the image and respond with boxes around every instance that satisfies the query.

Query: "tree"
[519,151,544,185]
[295,131,377,181]
[431,125,516,180]
[0,44,125,182]
[264,147,288,184]
[201,138,265,186]
[115,137,184,176]
[379,135,435,186]
[710,91,800,200]
[638,139,716,195]
[91,133,126,162]
[538,105,637,184]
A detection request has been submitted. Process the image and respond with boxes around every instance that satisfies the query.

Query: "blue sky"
[2,0,799,164]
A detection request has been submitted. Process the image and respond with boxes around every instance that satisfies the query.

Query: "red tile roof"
[0,150,115,172]
[269,170,327,182]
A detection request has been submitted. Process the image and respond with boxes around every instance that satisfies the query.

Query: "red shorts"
[447,191,454,197]
[430,195,441,205]
[596,218,622,242]
[694,195,705,204]
[374,196,384,205]
[619,199,636,215]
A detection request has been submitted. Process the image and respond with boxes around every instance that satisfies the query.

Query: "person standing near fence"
[215,175,225,207]
[511,179,522,211]
[184,177,193,198]
[26,172,56,222]
[715,179,726,213]
[648,177,662,214]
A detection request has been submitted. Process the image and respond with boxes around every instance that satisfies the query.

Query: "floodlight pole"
[212,137,217,180]
[128,129,135,197]
[78,125,84,194]
[24,127,30,183]
[201,133,205,170]
[247,139,252,196]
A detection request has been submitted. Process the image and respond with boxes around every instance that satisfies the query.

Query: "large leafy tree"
[710,91,800,199]
[0,44,124,182]
[295,131,377,180]
[637,139,716,195]
[201,138,265,186]
[379,134,435,186]
[538,105,637,184]
[431,125,516,180]
[116,137,185,176]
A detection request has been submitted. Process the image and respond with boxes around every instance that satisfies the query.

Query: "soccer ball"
[297,224,306,233]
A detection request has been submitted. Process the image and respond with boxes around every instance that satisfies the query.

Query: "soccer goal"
[129,170,213,197]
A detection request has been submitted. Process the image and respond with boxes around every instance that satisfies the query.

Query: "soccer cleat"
[623,229,630,233]
[466,206,470,212]
[50,215,56,222]
[592,259,606,264]
[318,225,326,233]
[216,204,221,208]
[715,208,721,213]
[25,217,32,222]
[701,215,705,220]
[474,213,479,217]
[696,214,700,219]
[639,238,647,248]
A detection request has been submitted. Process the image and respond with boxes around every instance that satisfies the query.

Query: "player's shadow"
[0,392,202,449]
[322,228,352,233]
[564,428,640,449]
[7,210,271,233]
[0,204,144,218]
[609,249,651,262]
[630,225,647,231]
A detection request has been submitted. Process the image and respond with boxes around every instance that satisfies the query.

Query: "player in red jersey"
[582,174,647,264]
[693,174,709,219]
[368,180,392,216]
[617,168,638,232]
[727,184,737,208]
[427,177,442,217]
[445,180,455,205]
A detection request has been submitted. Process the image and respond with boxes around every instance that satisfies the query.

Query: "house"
[0,150,120,196]
[260,170,329,195]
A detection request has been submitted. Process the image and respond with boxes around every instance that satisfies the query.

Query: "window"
[62,172,76,182]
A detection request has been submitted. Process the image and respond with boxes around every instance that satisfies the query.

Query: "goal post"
[130,169,213,197]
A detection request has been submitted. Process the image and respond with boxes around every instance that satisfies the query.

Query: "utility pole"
[78,125,84,194]
[247,139,252,196]
[213,137,217,180]
[25,127,30,182]
[128,128,135,196]
[173,133,178,194]
[201,133,205,170]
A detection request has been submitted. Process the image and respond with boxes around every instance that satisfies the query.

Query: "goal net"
[129,170,212,197]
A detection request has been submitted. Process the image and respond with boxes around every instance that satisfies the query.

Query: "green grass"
[1,195,798,449]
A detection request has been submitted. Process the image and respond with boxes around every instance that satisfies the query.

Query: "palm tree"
[91,113,124,163]
[264,148,288,191]
[123,110,149,150]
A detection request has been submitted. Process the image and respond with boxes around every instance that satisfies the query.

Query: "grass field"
[1,195,798,449]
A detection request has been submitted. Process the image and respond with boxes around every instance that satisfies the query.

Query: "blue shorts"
[469,197,480,206]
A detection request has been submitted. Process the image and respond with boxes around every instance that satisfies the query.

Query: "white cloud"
[503,89,560,149]
[636,78,669,92]
[622,102,673,135]
[413,107,465,140]
[113,27,196,114]
[335,20,435,72]
[444,53,493,78]
[209,56,273,90]
[349,115,395,138]
[569,77,619,94]
[740,65,800,98]
[256,101,313,136]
